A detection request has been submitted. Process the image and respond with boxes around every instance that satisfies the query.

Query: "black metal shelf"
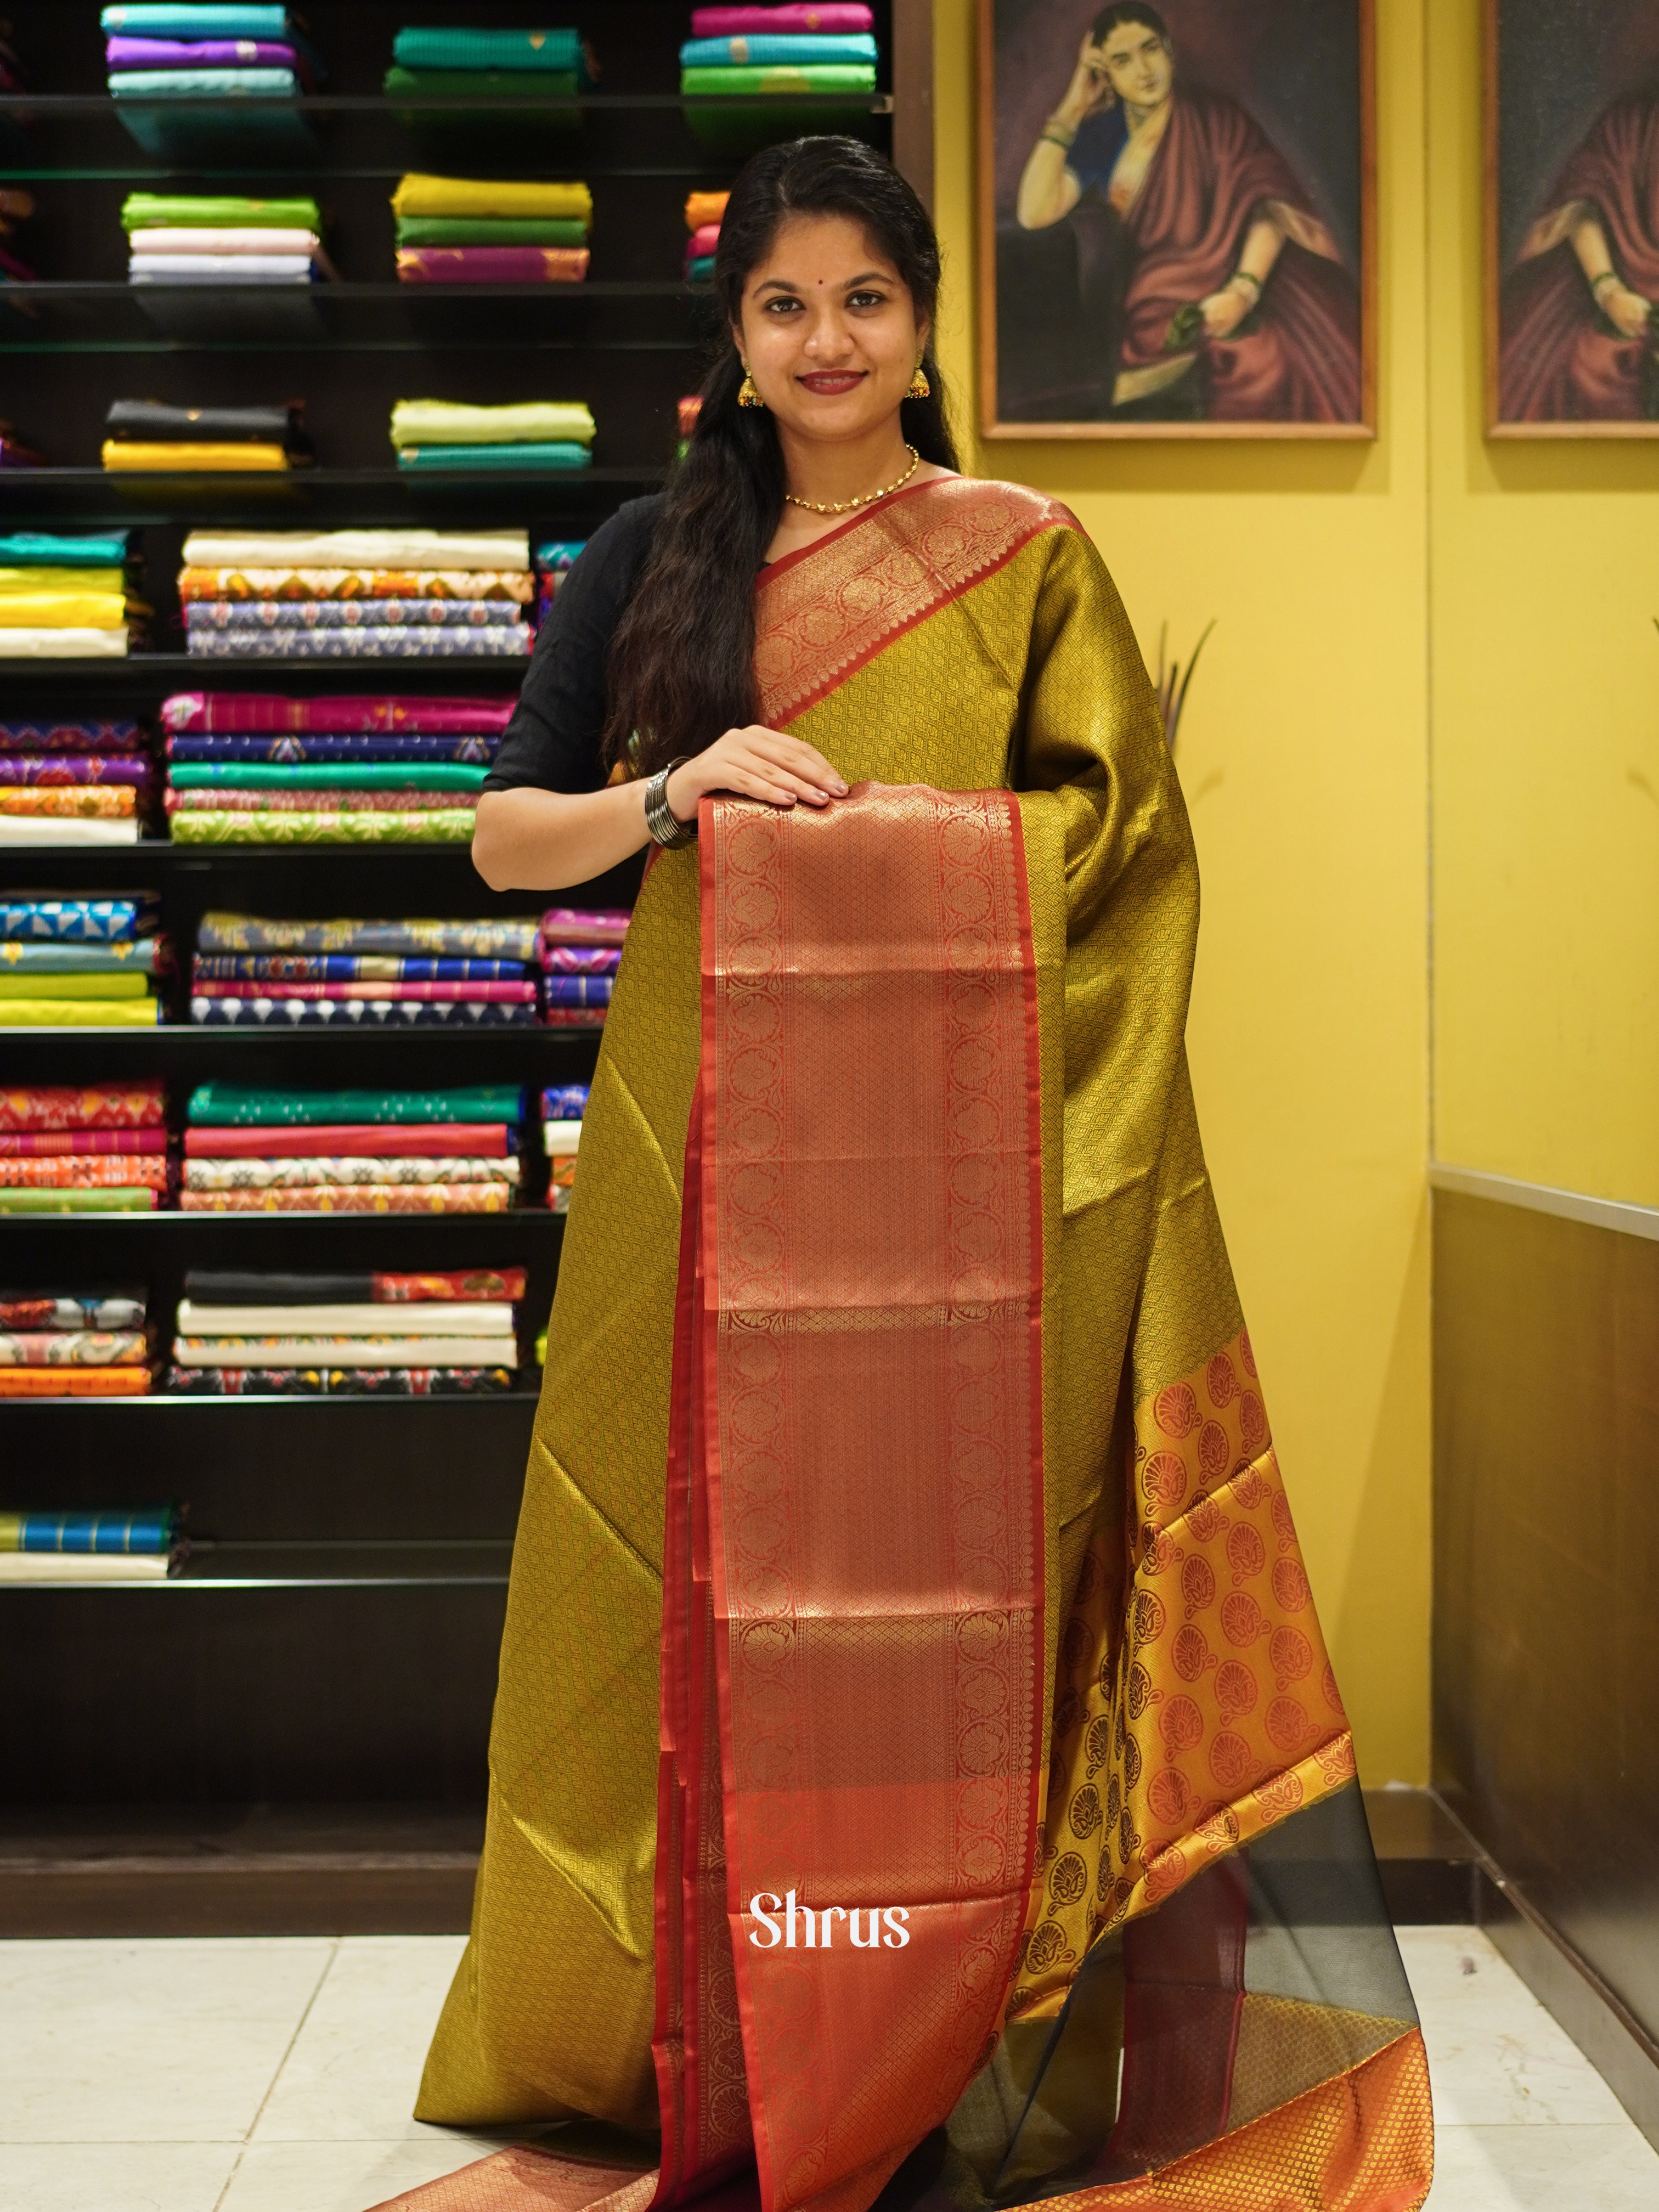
[0,466,664,518]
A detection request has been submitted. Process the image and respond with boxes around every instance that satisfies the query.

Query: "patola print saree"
[396,480,1432,2212]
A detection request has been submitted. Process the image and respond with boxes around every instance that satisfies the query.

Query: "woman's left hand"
[1198,285,1252,339]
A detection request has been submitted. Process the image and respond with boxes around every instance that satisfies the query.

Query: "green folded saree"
[121,194,321,230]
[189,1083,523,1126]
[170,808,475,844]
[679,63,876,92]
[0,972,149,1000]
[168,764,486,791]
[0,997,159,1024]
[0,1188,156,1211]
[394,217,589,247]
[384,67,580,99]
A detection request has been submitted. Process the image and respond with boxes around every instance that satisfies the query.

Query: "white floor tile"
[0,1937,335,2145]
[251,1936,469,2143]
[0,2140,241,2212]
[219,2134,516,2212]
[1425,2121,1659,2210]
[1398,1927,1629,2126]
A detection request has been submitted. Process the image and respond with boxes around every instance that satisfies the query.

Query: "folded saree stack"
[0,531,138,663]
[391,173,591,284]
[120,189,330,289]
[540,1080,588,1214]
[0,1286,154,1397]
[533,541,584,627]
[387,23,592,112]
[176,528,533,662]
[103,396,312,473]
[162,690,512,842]
[188,906,539,1024]
[182,1080,524,1210]
[103,6,323,162]
[680,2,877,150]
[537,905,628,1028]
[0,1506,180,1580]
[682,187,727,283]
[390,399,594,477]
[0,1077,171,1211]
[166,1265,524,1392]
[1,893,168,1020]
[0,716,159,847]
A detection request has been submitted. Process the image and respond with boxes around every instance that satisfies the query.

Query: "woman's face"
[735,213,926,445]
[1090,20,1173,108]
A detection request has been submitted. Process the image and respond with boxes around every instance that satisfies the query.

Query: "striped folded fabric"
[174,1334,518,1366]
[195,915,533,956]
[178,1185,515,1212]
[193,978,534,1002]
[176,569,533,602]
[184,629,528,659]
[189,994,528,1024]
[0,1158,168,1189]
[168,789,470,814]
[185,1121,514,1158]
[172,811,478,845]
[182,1155,517,1188]
[165,1365,516,1395]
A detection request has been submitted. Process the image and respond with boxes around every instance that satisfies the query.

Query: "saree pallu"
[407,478,1430,2212]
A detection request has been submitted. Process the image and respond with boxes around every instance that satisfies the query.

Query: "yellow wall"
[931,0,1433,1783]
[1428,0,1659,1209]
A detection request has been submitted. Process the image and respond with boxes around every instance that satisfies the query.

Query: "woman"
[1499,91,1659,423]
[391,138,1430,2212]
[1014,5,1361,422]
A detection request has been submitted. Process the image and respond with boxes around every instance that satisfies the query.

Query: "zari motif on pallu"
[399,479,1432,2212]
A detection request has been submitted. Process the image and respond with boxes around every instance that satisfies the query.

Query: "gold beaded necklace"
[783,444,920,516]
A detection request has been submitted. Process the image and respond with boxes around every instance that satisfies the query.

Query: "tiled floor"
[2,1925,1657,2209]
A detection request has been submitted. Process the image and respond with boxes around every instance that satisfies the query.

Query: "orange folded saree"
[401,479,1432,2212]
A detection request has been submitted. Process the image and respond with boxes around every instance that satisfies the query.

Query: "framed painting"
[1486,1,1659,436]
[977,0,1376,439]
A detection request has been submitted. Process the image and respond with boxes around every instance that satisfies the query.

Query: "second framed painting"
[977,0,1376,438]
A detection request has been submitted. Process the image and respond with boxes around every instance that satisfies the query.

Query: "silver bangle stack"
[644,756,697,848]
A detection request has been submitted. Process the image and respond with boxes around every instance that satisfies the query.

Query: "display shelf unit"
[0,0,930,1922]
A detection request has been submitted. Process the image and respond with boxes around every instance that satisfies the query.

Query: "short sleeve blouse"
[481,495,662,795]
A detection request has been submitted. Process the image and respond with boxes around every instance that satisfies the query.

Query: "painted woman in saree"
[1015,4,1362,421]
[1500,91,1659,422]
[369,136,1431,2212]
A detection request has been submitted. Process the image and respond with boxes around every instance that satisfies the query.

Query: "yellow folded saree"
[403,479,1433,2212]
[102,442,291,472]
[391,173,593,223]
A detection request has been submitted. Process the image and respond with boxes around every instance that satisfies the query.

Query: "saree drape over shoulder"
[403,479,1432,2212]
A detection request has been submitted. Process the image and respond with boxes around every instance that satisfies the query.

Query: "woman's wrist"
[662,761,698,826]
[1228,269,1262,300]
[1043,110,1081,144]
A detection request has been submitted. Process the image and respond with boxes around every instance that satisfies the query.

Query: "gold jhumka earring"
[906,362,931,399]
[737,367,764,408]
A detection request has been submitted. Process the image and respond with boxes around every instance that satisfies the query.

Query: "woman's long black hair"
[602,136,960,775]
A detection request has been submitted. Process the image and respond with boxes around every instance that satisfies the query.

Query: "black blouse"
[482,495,663,796]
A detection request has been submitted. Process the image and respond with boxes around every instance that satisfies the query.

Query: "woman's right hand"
[664,727,847,824]
[1054,35,1114,130]
[1600,281,1654,339]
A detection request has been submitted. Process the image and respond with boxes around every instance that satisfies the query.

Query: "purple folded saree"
[0,755,152,787]
[106,37,301,69]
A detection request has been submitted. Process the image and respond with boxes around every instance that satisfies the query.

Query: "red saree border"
[674,785,1047,2212]
[754,478,1077,731]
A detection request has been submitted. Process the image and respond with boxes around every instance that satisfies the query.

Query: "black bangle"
[644,757,696,848]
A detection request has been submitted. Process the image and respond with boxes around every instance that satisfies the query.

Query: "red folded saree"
[0,1082,166,1133]
[399,480,1432,2212]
